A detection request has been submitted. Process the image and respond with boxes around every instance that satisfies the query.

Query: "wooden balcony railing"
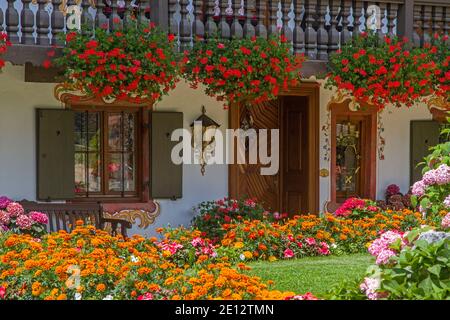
[0,0,449,68]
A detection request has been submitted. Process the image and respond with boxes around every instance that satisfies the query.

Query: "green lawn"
[247,254,373,297]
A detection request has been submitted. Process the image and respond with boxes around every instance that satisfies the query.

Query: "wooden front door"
[229,84,320,215]
[280,96,309,214]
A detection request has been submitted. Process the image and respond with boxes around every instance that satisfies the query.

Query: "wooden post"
[397,0,414,40]
[151,0,169,30]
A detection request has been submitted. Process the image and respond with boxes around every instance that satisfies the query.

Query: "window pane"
[87,113,100,152]
[88,153,101,192]
[107,154,123,192]
[124,113,135,152]
[74,112,87,152]
[108,113,122,151]
[124,153,135,192]
[75,153,86,194]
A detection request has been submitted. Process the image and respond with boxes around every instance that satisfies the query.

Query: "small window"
[74,110,139,199]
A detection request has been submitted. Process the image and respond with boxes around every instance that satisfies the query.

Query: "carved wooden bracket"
[426,95,450,123]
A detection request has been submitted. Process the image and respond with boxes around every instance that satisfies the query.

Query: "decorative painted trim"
[103,201,160,230]
[377,110,386,160]
[321,107,331,162]
[54,82,153,108]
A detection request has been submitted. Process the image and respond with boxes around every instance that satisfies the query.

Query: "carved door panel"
[230,100,280,212]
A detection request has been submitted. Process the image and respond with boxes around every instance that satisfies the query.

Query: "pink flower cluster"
[442,212,450,229]
[360,277,388,300]
[0,198,48,234]
[158,241,184,255]
[444,195,450,208]
[413,164,450,197]
[284,292,319,300]
[368,230,405,265]
[283,236,330,258]
[191,237,217,257]
[334,198,378,217]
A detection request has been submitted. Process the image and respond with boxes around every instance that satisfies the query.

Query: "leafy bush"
[191,198,279,242]
[327,223,450,300]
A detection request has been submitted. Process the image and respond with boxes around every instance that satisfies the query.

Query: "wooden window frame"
[70,104,150,204]
[330,101,377,205]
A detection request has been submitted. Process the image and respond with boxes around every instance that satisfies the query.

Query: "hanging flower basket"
[0,32,11,72]
[325,32,450,110]
[49,20,180,105]
[183,35,304,109]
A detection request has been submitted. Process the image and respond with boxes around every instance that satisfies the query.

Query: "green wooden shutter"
[410,120,441,185]
[36,109,75,200]
[151,112,183,199]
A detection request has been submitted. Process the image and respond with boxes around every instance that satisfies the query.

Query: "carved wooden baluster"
[281,0,292,44]
[110,0,124,30]
[39,0,53,45]
[87,0,97,34]
[169,0,181,48]
[193,0,205,40]
[412,4,422,47]
[293,0,304,54]
[231,0,243,38]
[205,0,218,36]
[243,0,255,37]
[352,0,363,37]
[444,7,450,38]
[340,0,351,45]
[304,0,317,59]
[52,0,65,45]
[386,3,398,36]
[0,0,7,33]
[179,0,192,49]
[219,0,232,38]
[27,0,39,44]
[21,0,36,44]
[255,0,267,38]
[316,0,328,60]
[432,6,443,36]
[422,4,432,43]
[267,0,278,35]
[328,0,339,54]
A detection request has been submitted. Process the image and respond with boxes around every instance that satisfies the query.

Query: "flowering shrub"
[328,215,450,300]
[334,198,379,218]
[411,121,450,219]
[326,32,450,110]
[0,197,48,238]
[0,222,307,300]
[191,198,280,242]
[183,35,304,109]
[51,20,179,103]
[0,32,11,72]
[218,209,426,262]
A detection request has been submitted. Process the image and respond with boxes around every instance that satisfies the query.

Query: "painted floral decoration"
[183,35,304,109]
[47,19,179,104]
[326,32,450,110]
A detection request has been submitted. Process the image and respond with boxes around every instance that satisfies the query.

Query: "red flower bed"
[0,32,11,71]
[183,35,304,109]
[326,32,449,110]
[49,20,179,104]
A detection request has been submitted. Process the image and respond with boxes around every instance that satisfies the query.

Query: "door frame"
[228,82,320,214]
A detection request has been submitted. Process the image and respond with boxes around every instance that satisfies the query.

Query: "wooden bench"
[20,201,132,237]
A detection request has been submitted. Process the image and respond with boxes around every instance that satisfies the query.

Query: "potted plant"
[48,19,180,104]
[325,31,449,110]
[183,35,304,109]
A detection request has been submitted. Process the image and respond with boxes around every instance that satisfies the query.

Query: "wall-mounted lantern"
[190,106,220,176]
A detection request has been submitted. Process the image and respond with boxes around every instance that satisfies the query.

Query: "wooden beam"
[24,62,64,83]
